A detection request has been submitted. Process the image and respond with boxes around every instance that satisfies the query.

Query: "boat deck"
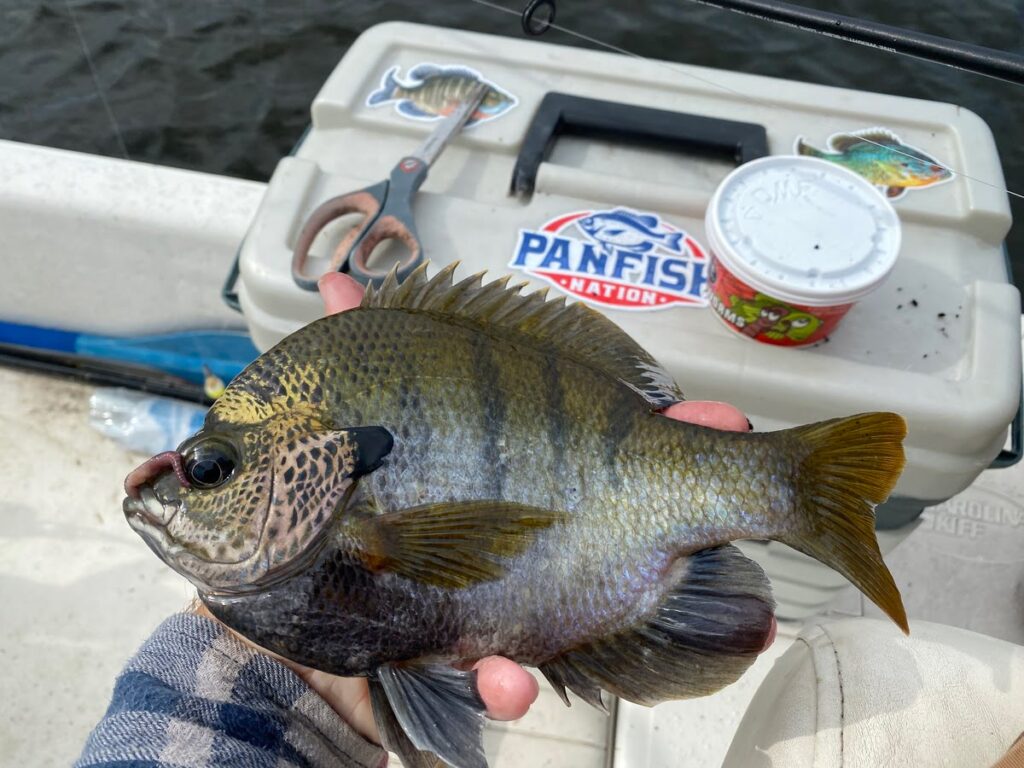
[2,360,1022,767]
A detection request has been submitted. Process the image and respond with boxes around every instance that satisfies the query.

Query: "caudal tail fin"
[795,137,821,158]
[368,66,400,106]
[778,412,909,632]
[662,230,684,254]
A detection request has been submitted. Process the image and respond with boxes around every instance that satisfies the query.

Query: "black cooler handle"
[510,92,770,196]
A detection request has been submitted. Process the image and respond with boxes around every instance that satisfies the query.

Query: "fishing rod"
[520,0,1024,87]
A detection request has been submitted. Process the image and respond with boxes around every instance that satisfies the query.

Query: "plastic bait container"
[705,157,901,346]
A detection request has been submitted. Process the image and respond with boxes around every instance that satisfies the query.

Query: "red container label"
[707,256,852,346]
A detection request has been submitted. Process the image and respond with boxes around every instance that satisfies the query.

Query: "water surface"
[2,0,1022,286]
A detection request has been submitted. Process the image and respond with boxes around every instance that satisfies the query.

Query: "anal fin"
[377,664,487,768]
[540,545,775,707]
[538,658,606,711]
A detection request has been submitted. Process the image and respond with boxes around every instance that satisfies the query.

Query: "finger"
[473,656,539,721]
[660,400,750,432]
[761,616,778,653]
[319,272,365,315]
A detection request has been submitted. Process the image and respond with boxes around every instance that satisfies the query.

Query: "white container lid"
[705,156,902,307]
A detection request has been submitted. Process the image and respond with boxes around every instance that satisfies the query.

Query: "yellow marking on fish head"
[209,360,327,426]
[209,389,273,425]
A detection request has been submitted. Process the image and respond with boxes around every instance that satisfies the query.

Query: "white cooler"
[229,21,1022,621]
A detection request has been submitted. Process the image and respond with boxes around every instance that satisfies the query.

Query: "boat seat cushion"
[722,618,1024,767]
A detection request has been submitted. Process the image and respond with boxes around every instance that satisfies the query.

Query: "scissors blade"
[411,81,489,167]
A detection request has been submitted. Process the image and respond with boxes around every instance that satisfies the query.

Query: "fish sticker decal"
[578,209,685,257]
[367,63,517,125]
[795,128,953,200]
[510,207,708,311]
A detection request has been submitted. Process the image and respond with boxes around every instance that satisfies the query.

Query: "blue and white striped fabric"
[76,613,386,768]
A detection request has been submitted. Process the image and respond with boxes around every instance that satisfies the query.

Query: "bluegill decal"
[578,209,685,257]
[795,128,953,200]
[367,63,517,126]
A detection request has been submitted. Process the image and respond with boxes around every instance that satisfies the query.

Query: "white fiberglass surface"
[0,368,609,768]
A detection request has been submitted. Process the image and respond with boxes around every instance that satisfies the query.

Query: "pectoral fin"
[377,664,488,768]
[348,501,563,588]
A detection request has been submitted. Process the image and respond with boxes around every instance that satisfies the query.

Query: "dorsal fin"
[850,127,902,145]
[362,262,684,407]
[830,128,900,151]
[612,208,658,227]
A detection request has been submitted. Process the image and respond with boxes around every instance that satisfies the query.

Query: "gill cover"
[168,414,392,593]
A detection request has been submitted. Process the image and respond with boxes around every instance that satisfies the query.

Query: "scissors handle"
[344,159,427,285]
[291,181,386,291]
[291,86,485,290]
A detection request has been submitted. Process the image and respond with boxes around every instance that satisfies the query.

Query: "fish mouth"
[125,450,190,498]
[122,485,242,594]
[121,472,313,597]
[123,484,192,576]
[123,484,180,528]
[123,482,184,557]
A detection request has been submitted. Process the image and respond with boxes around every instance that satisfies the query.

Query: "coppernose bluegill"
[122,263,907,768]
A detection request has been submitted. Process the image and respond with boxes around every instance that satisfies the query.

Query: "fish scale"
[124,264,909,768]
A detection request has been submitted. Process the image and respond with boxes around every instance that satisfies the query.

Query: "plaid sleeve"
[75,613,387,768]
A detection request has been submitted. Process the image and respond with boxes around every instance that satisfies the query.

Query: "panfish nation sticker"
[509,208,708,311]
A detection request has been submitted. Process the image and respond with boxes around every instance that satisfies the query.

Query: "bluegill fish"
[578,208,684,256]
[123,264,907,768]
[796,128,953,199]
[367,64,516,125]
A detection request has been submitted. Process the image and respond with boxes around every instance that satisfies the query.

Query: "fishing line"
[64,0,130,161]
[467,0,1024,203]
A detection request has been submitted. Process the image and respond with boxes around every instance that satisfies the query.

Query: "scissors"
[291,81,489,289]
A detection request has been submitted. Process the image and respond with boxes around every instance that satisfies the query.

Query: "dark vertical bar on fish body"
[684,0,1024,86]
[472,333,508,499]
[542,354,569,483]
[603,388,643,487]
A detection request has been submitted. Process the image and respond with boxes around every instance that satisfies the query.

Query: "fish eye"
[183,439,239,490]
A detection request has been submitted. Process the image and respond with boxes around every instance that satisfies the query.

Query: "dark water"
[2,0,1023,287]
